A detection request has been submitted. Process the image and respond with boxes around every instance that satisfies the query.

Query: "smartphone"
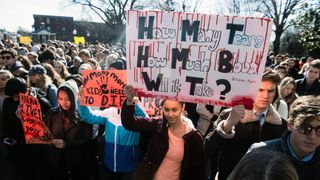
[3,137,17,145]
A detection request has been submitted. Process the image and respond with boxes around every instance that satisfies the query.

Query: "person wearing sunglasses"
[0,49,25,76]
[250,95,320,180]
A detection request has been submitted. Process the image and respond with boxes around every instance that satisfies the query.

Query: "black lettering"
[101,95,108,106]
[142,72,163,91]
[85,96,94,104]
[138,16,154,39]
[171,48,189,69]
[137,46,149,67]
[186,76,203,95]
[181,20,200,42]
[226,23,244,44]
[218,50,233,73]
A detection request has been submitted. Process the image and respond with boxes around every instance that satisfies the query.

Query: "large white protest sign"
[126,10,272,108]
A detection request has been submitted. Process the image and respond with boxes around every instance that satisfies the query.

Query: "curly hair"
[288,96,320,127]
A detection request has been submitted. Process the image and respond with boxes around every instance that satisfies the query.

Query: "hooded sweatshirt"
[77,101,148,172]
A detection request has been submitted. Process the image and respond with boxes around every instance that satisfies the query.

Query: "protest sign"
[19,36,32,45]
[19,93,53,144]
[81,70,127,108]
[74,36,85,45]
[126,10,273,108]
[141,97,162,117]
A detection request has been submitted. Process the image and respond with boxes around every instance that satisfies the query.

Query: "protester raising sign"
[19,93,53,144]
[81,70,127,108]
[126,10,273,108]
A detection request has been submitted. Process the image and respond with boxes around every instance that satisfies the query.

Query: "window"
[47,18,50,24]
[62,27,66,31]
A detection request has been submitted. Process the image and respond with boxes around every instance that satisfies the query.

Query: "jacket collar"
[240,104,283,125]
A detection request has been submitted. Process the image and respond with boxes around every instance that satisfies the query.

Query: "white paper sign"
[126,10,272,108]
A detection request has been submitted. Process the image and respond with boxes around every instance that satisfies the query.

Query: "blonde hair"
[279,77,297,106]
[0,70,14,79]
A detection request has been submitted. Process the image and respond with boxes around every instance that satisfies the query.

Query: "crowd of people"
[0,38,319,180]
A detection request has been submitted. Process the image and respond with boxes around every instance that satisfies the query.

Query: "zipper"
[258,124,262,140]
[114,126,118,172]
[133,146,135,159]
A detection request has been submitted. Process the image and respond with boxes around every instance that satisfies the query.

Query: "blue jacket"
[77,102,147,172]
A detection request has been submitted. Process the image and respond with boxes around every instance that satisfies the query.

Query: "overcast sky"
[0,0,104,32]
[0,0,227,32]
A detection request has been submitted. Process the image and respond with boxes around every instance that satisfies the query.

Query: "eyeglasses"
[1,56,12,60]
[297,124,320,137]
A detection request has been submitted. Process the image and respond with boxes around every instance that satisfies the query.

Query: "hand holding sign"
[223,104,245,133]
[51,139,65,149]
[124,85,139,105]
[15,104,23,120]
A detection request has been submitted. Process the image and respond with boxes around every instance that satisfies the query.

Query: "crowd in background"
[0,38,319,180]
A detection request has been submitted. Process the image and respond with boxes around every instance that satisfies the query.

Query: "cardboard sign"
[74,36,85,45]
[126,10,273,108]
[19,36,31,45]
[141,97,162,117]
[81,70,127,108]
[19,93,53,144]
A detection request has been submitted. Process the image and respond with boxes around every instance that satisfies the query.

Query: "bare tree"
[248,0,302,54]
[70,0,144,42]
[214,0,255,16]
[180,0,204,13]
[158,0,178,11]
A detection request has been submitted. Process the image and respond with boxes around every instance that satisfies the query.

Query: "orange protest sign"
[19,93,53,144]
[81,70,127,108]
[141,97,163,117]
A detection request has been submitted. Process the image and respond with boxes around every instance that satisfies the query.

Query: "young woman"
[279,77,298,109]
[43,80,97,180]
[42,62,65,87]
[77,87,148,180]
[28,64,58,107]
[121,85,205,180]
[53,60,71,80]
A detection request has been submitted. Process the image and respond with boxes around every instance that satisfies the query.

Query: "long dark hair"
[58,87,78,123]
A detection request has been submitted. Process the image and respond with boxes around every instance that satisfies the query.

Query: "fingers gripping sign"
[124,85,138,105]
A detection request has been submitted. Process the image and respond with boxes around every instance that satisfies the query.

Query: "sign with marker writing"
[126,10,273,108]
[141,97,163,117]
[19,93,53,144]
[81,70,127,108]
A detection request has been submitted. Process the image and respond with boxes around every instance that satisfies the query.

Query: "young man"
[205,68,287,180]
[250,96,320,180]
[295,59,320,96]
[0,49,24,76]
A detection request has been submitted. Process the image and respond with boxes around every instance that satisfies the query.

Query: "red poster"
[19,93,53,144]
[81,70,127,108]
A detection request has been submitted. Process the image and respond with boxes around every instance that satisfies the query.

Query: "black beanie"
[5,77,27,97]
[109,59,126,70]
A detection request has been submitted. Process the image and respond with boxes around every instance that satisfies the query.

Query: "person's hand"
[78,86,85,100]
[51,139,65,149]
[124,85,138,105]
[15,105,23,120]
[223,105,245,133]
